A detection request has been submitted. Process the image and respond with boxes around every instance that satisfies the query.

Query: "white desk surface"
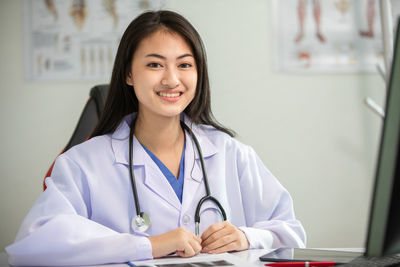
[0,248,363,267]
[0,250,267,267]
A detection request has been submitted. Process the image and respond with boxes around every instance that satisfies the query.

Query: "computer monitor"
[365,18,400,257]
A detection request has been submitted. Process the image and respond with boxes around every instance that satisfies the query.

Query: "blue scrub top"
[140,142,185,203]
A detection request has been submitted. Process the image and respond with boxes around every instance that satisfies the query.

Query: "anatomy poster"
[273,0,384,73]
[23,0,164,81]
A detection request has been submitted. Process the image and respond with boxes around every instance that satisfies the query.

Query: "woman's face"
[127,29,197,120]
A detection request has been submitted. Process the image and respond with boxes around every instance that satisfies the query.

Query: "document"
[130,252,259,267]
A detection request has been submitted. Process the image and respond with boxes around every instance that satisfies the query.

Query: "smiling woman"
[5,10,306,266]
[126,30,197,121]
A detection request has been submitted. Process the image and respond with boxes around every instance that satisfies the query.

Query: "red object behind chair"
[43,84,109,190]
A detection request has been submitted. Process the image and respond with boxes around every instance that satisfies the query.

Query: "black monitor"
[365,18,400,257]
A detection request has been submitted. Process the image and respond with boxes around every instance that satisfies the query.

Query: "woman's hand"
[148,227,202,258]
[200,221,250,254]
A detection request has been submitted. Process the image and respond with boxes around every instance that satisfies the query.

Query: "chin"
[158,105,188,117]
[156,109,185,118]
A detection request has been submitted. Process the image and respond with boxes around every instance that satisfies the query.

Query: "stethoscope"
[128,119,227,236]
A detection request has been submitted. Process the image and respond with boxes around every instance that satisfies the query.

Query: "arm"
[6,154,153,266]
[201,145,306,253]
[237,146,306,249]
[6,153,202,265]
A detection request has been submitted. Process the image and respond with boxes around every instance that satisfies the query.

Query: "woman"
[6,10,306,266]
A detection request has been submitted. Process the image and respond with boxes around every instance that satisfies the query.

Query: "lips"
[157,91,182,98]
[156,90,183,102]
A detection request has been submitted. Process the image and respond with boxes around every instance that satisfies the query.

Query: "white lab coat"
[6,113,306,266]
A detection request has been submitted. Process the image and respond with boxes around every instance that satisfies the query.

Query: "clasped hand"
[148,221,250,258]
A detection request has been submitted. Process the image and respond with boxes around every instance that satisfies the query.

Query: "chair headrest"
[90,84,109,117]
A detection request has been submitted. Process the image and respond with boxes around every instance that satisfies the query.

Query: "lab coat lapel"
[181,130,203,210]
[181,117,218,213]
[111,114,181,211]
[142,154,182,211]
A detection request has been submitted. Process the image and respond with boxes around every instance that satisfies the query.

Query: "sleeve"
[5,154,153,266]
[236,145,306,249]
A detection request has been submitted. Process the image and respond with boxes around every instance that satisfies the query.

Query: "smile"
[157,92,182,98]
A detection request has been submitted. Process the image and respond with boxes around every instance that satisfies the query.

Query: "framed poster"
[23,0,164,81]
[273,0,383,73]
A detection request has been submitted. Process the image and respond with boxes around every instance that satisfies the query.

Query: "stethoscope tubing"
[129,121,142,218]
[128,118,227,234]
[180,122,211,196]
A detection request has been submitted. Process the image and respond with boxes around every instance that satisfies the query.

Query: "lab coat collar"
[181,114,218,161]
[111,113,218,167]
[111,113,145,166]
[110,113,218,211]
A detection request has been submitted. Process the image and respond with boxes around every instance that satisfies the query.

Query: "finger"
[193,233,202,244]
[201,221,227,241]
[189,238,202,255]
[202,233,235,252]
[176,250,185,257]
[201,225,233,247]
[208,241,237,254]
[201,227,230,248]
[201,225,230,247]
[182,244,196,258]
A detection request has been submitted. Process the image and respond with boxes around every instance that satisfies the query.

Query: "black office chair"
[64,84,109,150]
[44,84,109,189]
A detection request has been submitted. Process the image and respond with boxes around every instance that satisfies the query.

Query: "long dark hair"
[91,10,235,138]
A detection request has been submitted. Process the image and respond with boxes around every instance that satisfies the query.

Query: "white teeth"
[158,92,180,98]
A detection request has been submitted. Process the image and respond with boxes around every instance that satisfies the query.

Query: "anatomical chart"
[273,0,384,73]
[24,0,164,81]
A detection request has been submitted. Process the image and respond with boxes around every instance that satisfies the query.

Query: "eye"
[179,63,192,68]
[147,62,162,68]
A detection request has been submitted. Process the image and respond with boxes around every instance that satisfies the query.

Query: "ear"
[126,72,133,86]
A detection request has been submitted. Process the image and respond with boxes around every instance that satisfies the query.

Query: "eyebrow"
[145,53,194,60]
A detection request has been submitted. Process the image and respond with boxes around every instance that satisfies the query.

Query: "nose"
[161,68,179,89]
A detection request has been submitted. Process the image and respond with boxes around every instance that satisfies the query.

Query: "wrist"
[239,229,250,250]
[148,235,174,258]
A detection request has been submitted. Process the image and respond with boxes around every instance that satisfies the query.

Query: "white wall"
[0,0,385,251]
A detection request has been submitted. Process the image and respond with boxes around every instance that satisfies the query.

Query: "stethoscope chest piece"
[131,212,151,233]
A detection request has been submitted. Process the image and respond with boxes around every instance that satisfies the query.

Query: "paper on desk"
[130,252,259,267]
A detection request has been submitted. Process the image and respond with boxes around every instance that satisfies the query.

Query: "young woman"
[6,10,306,266]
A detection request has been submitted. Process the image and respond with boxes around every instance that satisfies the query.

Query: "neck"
[134,112,183,154]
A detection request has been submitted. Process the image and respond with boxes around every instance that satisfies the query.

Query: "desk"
[230,249,274,266]
[0,249,362,267]
[0,250,271,267]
